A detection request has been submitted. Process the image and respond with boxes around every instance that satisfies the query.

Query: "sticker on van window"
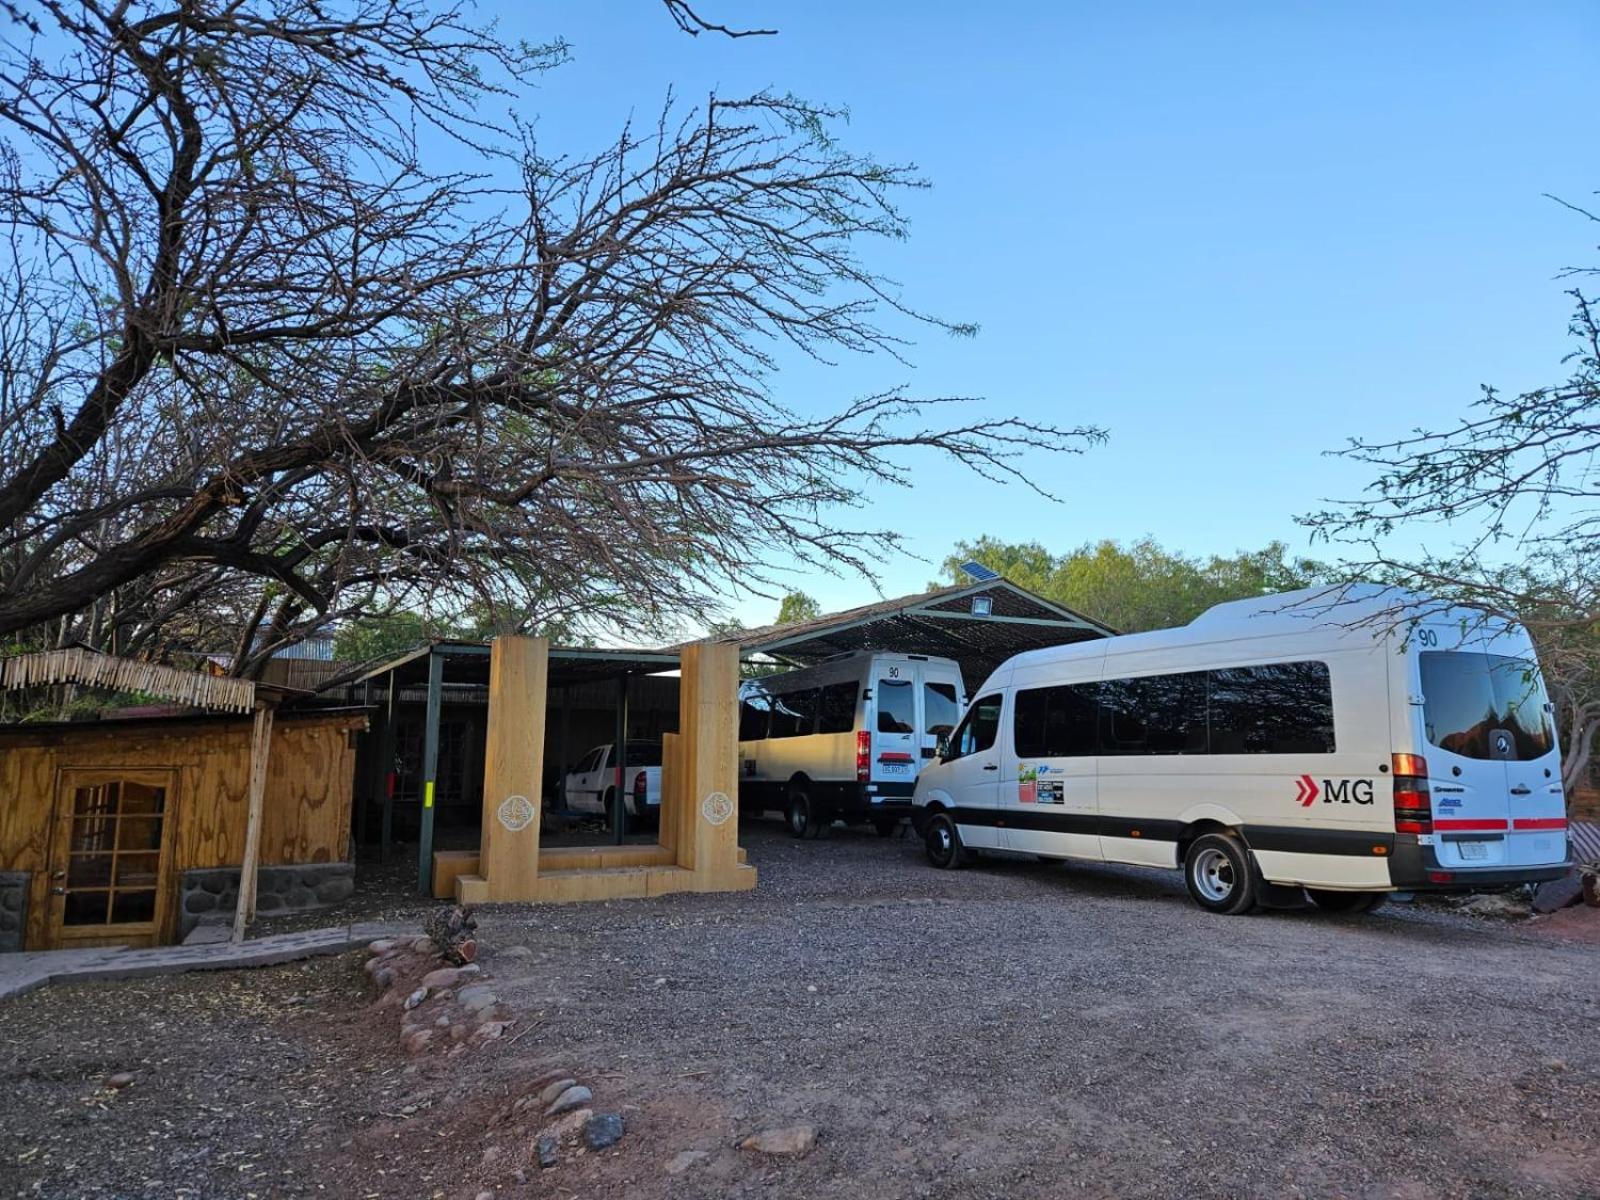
[1018,765,1038,804]
[1037,779,1064,806]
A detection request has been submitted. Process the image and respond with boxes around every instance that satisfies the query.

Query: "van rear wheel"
[787,787,825,840]
[1184,833,1257,915]
[923,811,965,870]
[1306,889,1384,914]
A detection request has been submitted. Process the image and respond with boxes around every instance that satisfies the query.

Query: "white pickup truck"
[560,740,663,825]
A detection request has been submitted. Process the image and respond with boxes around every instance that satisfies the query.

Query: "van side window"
[739,693,772,742]
[947,694,1002,760]
[769,689,819,739]
[876,678,916,733]
[1100,672,1207,755]
[1014,683,1099,757]
[816,682,859,735]
[924,682,960,737]
[1210,662,1336,754]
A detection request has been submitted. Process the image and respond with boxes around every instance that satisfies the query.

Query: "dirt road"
[2,820,1596,1199]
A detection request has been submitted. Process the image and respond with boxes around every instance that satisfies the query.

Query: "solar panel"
[957,561,1001,583]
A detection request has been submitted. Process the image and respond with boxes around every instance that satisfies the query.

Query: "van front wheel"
[1184,833,1257,915]
[923,812,965,870]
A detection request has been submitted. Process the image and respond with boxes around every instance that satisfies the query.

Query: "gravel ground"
[2,818,1597,1200]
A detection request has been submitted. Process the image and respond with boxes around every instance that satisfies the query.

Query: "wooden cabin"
[0,709,365,951]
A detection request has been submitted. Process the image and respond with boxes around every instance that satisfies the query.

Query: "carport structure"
[711,579,1114,687]
[332,579,1110,905]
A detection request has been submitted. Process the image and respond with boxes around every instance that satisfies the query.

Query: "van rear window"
[1419,652,1555,761]
[877,678,916,733]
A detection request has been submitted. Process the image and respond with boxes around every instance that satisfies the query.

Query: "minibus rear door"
[1418,648,1514,869]
[872,664,919,792]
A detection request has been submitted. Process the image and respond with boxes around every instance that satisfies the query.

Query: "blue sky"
[493,2,1598,626]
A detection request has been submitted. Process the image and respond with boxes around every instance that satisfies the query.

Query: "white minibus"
[739,652,966,837]
[911,585,1571,914]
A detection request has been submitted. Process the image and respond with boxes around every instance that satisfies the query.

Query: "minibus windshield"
[1419,651,1556,761]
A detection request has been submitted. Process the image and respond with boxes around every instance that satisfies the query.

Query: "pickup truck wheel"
[787,787,825,840]
[1183,833,1257,915]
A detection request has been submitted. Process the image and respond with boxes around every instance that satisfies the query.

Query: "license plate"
[879,762,912,776]
[1458,841,1489,862]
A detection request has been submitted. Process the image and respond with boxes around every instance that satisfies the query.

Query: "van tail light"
[632,771,647,802]
[856,730,871,782]
[1392,752,1432,835]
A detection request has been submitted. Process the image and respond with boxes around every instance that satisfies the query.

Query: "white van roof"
[984,583,1524,686]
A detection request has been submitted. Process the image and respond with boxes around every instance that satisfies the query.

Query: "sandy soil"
[2,819,1597,1200]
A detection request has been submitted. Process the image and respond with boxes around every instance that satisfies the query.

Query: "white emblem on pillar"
[497,794,535,832]
[701,790,734,826]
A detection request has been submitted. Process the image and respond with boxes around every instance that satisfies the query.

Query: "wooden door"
[47,768,177,949]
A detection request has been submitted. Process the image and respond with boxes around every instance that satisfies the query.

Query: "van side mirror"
[935,733,950,760]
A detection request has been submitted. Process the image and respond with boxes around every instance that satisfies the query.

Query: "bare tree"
[0,1,1101,675]
[1303,203,1600,790]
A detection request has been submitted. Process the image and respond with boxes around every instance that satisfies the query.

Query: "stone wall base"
[179,863,355,939]
[0,871,27,953]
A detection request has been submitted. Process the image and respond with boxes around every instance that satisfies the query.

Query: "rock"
[513,1167,529,1184]
[475,1192,494,1200]
[421,966,468,990]
[475,1020,510,1041]
[535,1107,593,1153]
[536,1136,559,1169]
[500,945,533,958]
[435,1016,451,1028]
[1533,869,1584,914]
[456,983,498,1012]
[739,1125,817,1156]
[368,938,397,954]
[105,1072,135,1090]
[584,1113,625,1150]
[666,1149,710,1175]
[402,1028,434,1054]
[373,967,396,989]
[404,987,429,1011]
[546,1085,593,1116]
[411,936,434,953]
[537,1077,578,1105]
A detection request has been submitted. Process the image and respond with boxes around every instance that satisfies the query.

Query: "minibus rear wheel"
[1183,833,1257,915]
[923,811,965,870]
[786,786,826,840]
[1306,889,1384,914]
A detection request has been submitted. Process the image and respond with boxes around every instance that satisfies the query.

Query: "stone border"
[0,871,27,954]
[179,862,355,938]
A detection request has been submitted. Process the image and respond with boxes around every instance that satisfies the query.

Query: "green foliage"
[936,536,1330,633]
[775,591,822,626]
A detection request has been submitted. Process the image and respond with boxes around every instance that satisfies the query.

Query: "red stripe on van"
[1433,818,1509,832]
[877,751,914,762]
[1512,817,1567,831]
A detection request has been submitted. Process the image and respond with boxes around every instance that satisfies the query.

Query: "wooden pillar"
[356,679,372,847]
[659,731,683,857]
[231,702,276,945]
[478,636,548,901]
[416,650,444,896]
[673,640,741,877]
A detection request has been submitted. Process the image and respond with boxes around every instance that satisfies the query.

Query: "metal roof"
[695,580,1114,687]
[316,580,1113,698]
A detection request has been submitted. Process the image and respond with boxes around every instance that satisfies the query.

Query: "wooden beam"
[230,703,276,944]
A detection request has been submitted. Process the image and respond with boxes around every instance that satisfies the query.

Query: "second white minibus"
[911,585,1571,914]
[739,651,967,837]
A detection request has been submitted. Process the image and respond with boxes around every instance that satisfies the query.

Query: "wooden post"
[673,640,741,877]
[416,649,443,896]
[659,731,682,857]
[231,703,276,944]
[478,636,548,901]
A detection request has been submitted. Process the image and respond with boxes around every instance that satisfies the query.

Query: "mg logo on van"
[1295,774,1374,807]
